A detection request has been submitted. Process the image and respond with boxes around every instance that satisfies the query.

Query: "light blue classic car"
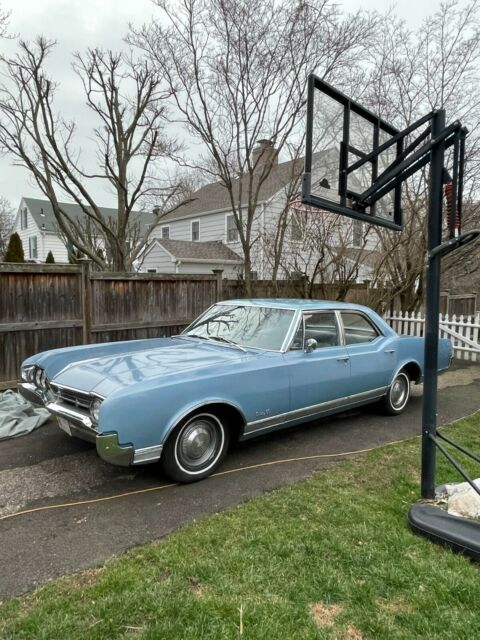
[18,300,452,482]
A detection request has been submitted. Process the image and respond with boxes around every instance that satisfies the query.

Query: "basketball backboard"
[302,74,403,230]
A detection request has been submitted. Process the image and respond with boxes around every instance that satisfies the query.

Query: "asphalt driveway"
[1,362,479,600]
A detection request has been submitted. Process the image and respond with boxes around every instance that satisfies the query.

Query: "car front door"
[340,311,394,397]
[285,311,352,418]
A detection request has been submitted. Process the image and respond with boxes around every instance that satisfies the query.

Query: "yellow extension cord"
[2,409,477,523]
[0,439,411,522]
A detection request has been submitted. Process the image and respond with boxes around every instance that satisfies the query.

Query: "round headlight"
[90,398,102,423]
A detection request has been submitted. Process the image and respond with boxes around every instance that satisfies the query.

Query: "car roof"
[217,299,371,312]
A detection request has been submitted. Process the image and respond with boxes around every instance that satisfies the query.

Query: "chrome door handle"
[336,356,350,362]
[384,349,396,354]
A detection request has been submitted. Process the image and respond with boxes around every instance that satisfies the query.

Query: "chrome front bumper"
[18,382,163,466]
[18,382,48,406]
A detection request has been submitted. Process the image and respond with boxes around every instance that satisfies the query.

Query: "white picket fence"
[385,311,480,362]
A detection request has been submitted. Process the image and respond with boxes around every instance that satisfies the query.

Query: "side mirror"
[305,338,318,353]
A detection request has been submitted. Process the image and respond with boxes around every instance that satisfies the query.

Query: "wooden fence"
[0,263,221,388]
[385,310,480,362]
[223,279,372,304]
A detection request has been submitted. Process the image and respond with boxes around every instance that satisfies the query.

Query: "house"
[12,197,153,263]
[139,239,243,277]
[140,141,377,281]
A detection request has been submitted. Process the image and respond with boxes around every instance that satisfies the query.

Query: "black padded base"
[408,503,480,560]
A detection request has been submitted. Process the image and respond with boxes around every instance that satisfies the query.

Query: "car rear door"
[284,310,353,417]
[340,311,394,397]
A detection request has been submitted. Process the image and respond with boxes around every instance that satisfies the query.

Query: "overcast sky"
[0,0,443,211]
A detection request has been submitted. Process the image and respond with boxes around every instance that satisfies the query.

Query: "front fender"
[99,386,249,451]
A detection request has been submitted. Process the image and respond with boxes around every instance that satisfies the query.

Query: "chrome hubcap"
[391,375,408,408]
[178,418,219,469]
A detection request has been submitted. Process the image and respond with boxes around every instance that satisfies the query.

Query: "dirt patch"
[309,602,343,627]
[188,576,205,598]
[342,624,365,639]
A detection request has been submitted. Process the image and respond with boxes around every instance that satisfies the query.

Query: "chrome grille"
[51,385,92,410]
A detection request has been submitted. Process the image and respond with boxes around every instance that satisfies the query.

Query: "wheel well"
[178,403,245,442]
[401,362,422,384]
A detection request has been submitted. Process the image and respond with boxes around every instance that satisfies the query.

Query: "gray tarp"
[0,390,50,440]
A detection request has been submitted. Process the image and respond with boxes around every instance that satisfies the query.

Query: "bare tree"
[0,4,11,39]
[262,202,372,298]
[363,1,480,311]
[0,38,186,271]
[131,0,378,294]
[0,196,14,256]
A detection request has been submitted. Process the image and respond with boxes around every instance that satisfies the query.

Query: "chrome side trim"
[133,444,164,465]
[96,433,134,467]
[244,386,388,435]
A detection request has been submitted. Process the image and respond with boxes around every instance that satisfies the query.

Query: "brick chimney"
[252,139,278,172]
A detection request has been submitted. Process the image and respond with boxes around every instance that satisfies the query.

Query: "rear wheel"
[383,371,410,415]
[161,412,229,482]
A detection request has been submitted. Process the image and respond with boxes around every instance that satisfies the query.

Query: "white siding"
[42,234,69,262]
[140,242,175,273]
[12,199,69,262]
[13,200,41,260]
[178,262,242,279]
[165,210,231,243]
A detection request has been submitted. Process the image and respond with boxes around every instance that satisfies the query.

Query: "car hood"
[52,340,253,396]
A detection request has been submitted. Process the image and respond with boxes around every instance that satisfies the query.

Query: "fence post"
[212,269,224,300]
[80,259,92,344]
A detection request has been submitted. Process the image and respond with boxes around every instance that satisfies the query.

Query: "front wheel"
[383,371,410,415]
[161,412,229,483]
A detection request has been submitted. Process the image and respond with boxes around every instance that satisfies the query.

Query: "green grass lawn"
[1,414,480,640]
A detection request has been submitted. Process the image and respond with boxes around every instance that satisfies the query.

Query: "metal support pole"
[421,109,446,499]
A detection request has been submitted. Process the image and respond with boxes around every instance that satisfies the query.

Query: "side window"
[304,312,339,348]
[341,312,379,345]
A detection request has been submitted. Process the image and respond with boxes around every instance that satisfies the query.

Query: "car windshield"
[181,304,295,351]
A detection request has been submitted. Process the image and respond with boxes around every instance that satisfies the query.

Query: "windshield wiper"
[173,333,247,352]
[207,336,247,352]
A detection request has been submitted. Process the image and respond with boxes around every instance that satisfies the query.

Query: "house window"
[191,220,200,242]
[21,208,28,230]
[29,236,38,259]
[147,268,157,273]
[353,220,363,248]
[226,214,239,242]
[161,226,170,240]
[291,212,302,241]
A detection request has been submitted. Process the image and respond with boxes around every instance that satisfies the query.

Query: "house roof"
[155,239,242,262]
[161,157,305,222]
[21,197,155,234]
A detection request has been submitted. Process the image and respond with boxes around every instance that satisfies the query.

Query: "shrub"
[3,232,25,262]
[45,250,55,263]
